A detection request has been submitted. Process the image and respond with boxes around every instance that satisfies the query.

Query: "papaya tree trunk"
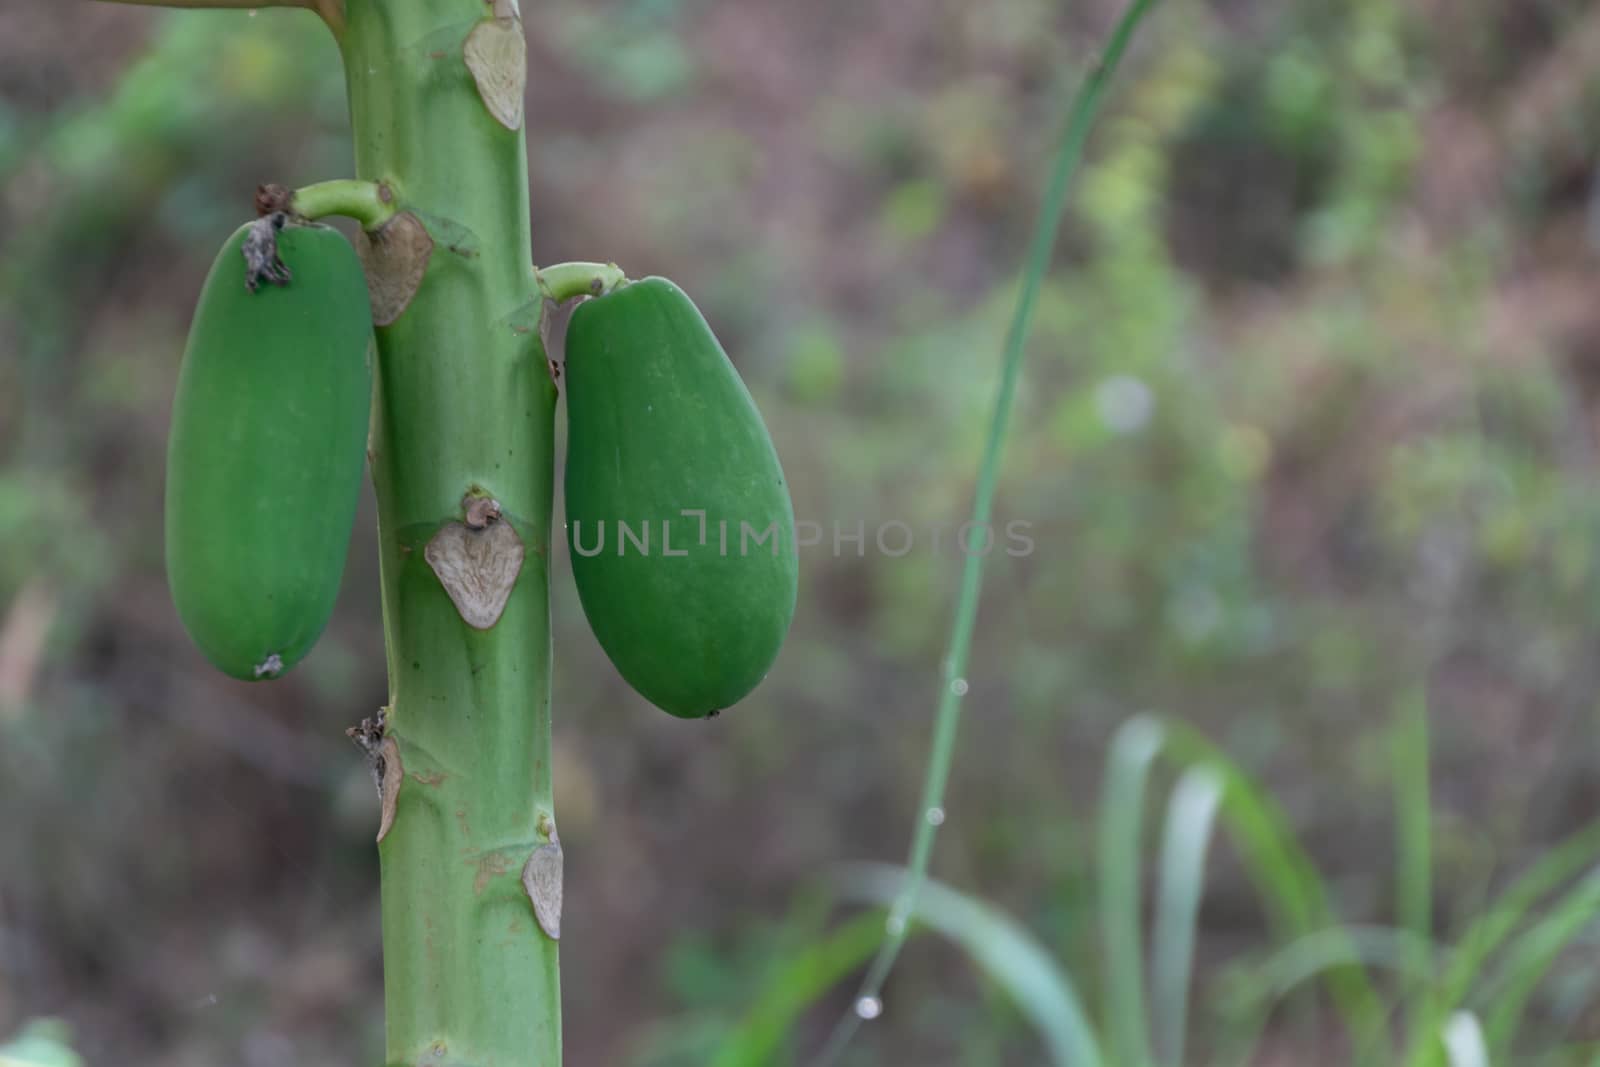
[341,2,561,1064]
[93,0,560,1053]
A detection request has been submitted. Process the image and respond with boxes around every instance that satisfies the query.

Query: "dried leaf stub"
[464,18,527,131]
[376,737,402,843]
[522,840,563,940]
[463,494,502,530]
[345,707,388,755]
[255,183,293,217]
[357,212,433,326]
[409,210,481,259]
[424,520,525,629]
[347,712,401,844]
[500,298,543,337]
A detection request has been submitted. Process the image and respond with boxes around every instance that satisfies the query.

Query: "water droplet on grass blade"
[926,806,945,826]
[950,678,969,696]
[855,995,883,1020]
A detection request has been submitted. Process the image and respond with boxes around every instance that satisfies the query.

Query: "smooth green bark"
[341,3,560,1064]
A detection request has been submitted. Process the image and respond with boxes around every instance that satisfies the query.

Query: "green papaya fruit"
[564,277,797,717]
[165,220,373,681]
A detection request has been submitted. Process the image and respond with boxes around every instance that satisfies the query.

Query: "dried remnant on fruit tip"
[255,183,293,218]
[522,835,563,940]
[356,212,433,326]
[425,520,524,629]
[241,214,292,293]
[464,18,527,131]
[253,652,285,679]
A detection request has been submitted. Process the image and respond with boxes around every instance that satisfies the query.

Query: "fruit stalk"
[340,1,561,1064]
[289,179,397,230]
[536,261,627,302]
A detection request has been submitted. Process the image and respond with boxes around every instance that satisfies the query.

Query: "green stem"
[814,0,1161,1061]
[340,3,558,1065]
[1100,720,1164,1067]
[292,178,397,230]
[536,261,628,303]
[1394,683,1434,1054]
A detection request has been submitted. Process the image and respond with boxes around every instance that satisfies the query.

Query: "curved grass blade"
[1394,683,1434,966]
[1441,1012,1489,1067]
[1254,925,1436,997]
[1151,766,1224,1066]
[626,1016,740,1067]
[1157,722,1387,1044]
[1214,925,1435,1067]
[711,910,888,1067]
[1404,820,1600,1067]
[1482,869,1600,1060]
[0,1020,83,1067]
[1392,685,1437,1061]
[838,863,1104,1067]
[810,2,1163,1060]
[1100,716,1166,1067]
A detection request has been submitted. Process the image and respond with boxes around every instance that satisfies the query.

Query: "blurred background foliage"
[5,0,1600,1063]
